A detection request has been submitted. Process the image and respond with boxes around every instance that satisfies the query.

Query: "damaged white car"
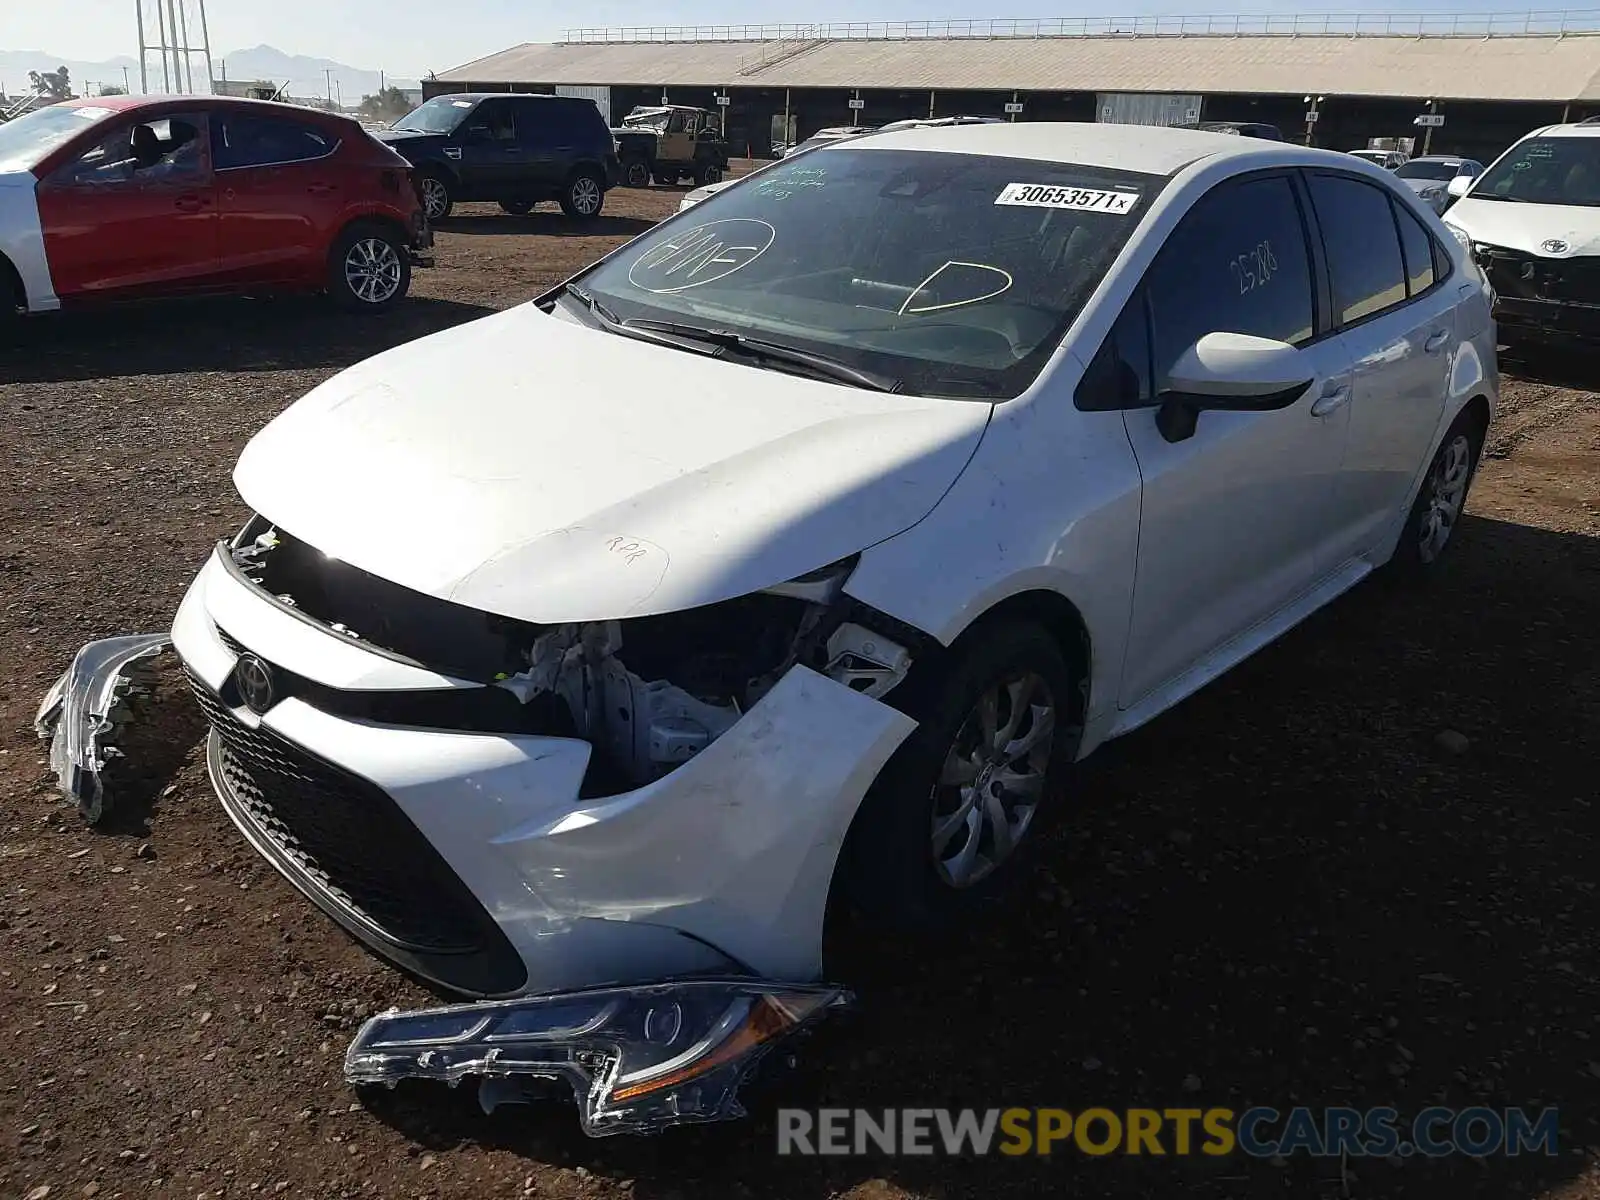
[151,123,1496,1126]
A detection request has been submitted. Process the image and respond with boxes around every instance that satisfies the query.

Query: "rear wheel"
[498,198,534,215]
[559,170,605,219]
[418,172,453,221]
[694,163,723,186]
[623,160,651,188]
[328,223,411,312]
[1394,412,1483,570]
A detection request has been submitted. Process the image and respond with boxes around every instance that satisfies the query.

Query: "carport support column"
[1010,90,1019,123]
[1423,98,1439,155]
[929,90,936,118]
[852,88,861,126]
[783,89,791,147]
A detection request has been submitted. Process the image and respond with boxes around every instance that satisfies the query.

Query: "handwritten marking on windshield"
[994,183,1140,214]
[899,261,1015,314]
[627,218,777,294]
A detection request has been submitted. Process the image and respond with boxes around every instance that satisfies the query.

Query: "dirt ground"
[1,179,1597,1200]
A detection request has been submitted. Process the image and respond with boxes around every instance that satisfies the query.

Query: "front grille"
[1481,246,1600,305]
[186,669,526,996]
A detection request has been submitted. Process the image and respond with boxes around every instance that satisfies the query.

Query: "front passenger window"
[1145,175,1315,390]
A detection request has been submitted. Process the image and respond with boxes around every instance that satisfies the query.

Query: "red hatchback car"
[0,95,432,316]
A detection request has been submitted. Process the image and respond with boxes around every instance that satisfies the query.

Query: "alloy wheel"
[571,176,602,215]
[929,671,1056,889]
[420,178,449,220]
[344,238,403,305]
[1419,433,1472,563]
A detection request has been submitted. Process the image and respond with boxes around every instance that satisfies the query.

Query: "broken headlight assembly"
[345,978,851,1137]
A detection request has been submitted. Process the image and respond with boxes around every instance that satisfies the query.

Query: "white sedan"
[171,123,1496,1003]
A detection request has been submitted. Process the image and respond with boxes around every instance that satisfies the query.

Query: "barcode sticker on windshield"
[994,183,1140,213]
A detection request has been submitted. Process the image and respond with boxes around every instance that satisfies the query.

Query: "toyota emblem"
[233,654,278,715]
[1540,238,1570,255]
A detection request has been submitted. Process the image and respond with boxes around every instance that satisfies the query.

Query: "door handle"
[174,194,209,212]
[1424,329,1451,354]
[306,182,336,195]
[1310,384,1351,418]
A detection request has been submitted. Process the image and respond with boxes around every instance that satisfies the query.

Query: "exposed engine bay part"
[225,515,920,790]
[345,978,850,1137]
[33,634,173,824]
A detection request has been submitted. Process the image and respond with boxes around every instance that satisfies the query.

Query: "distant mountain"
[0,45,417,104]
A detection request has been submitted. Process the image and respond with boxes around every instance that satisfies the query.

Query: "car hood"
[371,129,446,149]
[233,306,992,624]
[1447,196,1600,255]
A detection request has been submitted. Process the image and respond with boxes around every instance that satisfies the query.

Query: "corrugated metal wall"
[1096,92,1203,126]
[555,84,612,123]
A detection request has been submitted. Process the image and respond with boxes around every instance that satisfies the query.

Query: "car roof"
[55,94,354,123]
[851,120,1330,174]
[1527,121,1600,138]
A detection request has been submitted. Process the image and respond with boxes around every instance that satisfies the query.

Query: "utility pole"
[325,68,333,107]
[196,0,214,92]
[122,66,131,93]
[177,0,193,92]
[380,69,385,92]
[166,0,184,92]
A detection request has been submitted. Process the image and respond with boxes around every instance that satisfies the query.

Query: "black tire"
[327,223,411,313]
[623,160,651,188]
[1392,410,1484,571]
[498,198,534,215]
[418,171,453,222]
[838,619,1080,931]
[559,169,605,219]
[694,163,723,186]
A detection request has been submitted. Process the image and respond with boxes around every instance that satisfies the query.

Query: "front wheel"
[694,164,723,186]
[328,224,411,312]
[839,620,1079,930]
[1394,414,1483,569]
[418,172,453,222]
[498,198,534,215]
[623,160,651,188]
[559,170,605,219]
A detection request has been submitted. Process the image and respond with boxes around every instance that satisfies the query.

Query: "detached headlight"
[345,978,850,1137]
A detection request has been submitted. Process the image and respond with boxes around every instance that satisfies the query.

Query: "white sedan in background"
[172,124,1495,1009]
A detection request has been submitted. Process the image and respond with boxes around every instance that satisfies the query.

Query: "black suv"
[375,94,621,221]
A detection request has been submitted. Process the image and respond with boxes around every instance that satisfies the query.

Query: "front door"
[36,111,216,301]
[1304,172,1456,564]
[452,99,524,197]
[1119,172,1356,707]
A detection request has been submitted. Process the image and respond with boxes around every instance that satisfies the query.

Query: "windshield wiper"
[621,318,903,393]
[556,280,623,326]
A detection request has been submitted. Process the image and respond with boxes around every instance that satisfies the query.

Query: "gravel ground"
[1,179,1597,1200]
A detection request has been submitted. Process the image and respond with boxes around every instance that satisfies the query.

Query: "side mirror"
[1447,174,1474,198]
[1156,332,1312,443]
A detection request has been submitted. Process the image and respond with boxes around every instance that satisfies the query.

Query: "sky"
[2,0,1573,78]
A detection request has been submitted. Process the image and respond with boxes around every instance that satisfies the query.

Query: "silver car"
[1394,155,1485,213]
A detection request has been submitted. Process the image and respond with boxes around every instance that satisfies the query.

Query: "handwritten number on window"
[1227,240,1279,296]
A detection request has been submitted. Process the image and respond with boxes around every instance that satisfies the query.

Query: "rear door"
[1304,172,1456,564]
[212,110,344,286]
[36,111,216,301]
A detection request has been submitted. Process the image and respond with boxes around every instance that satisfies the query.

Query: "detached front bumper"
[1494,295,1600,344]
[171,550,915,999]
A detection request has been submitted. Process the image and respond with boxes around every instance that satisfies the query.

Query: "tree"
[28,67,73,99]
[359,86,413,121]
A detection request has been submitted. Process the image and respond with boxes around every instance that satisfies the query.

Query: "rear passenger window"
[213,115,336,169]
[1145,175,1315,389]
[1308,174,1409,324]
[1392,200,1438,296]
